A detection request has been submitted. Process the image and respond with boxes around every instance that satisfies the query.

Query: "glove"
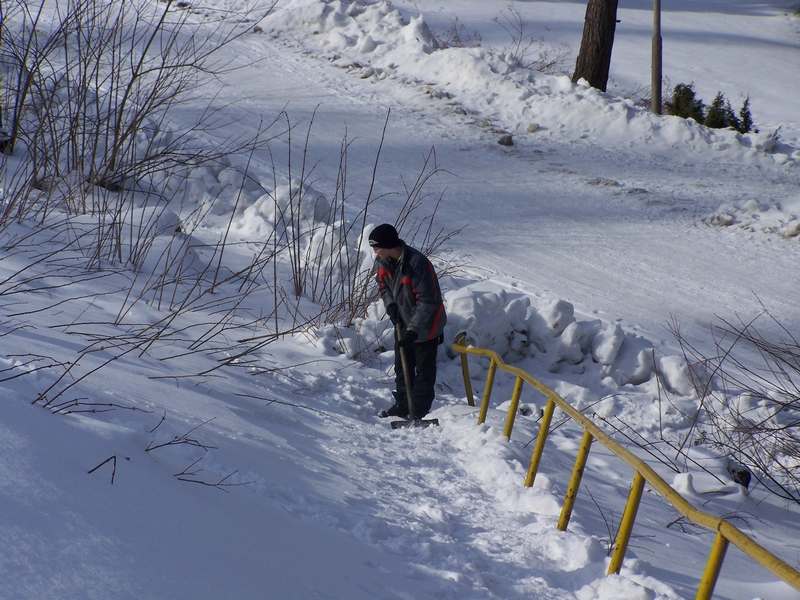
[396,328,418,348]
[386,304,401,326]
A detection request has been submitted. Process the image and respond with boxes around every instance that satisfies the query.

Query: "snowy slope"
[1,1,800,599]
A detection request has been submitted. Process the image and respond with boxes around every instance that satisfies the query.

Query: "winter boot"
[378,391,409,418]
[378,402,409,418]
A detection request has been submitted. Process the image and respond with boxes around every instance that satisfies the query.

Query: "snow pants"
[394,330,441,419]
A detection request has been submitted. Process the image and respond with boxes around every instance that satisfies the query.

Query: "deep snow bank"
[256,0,799,168]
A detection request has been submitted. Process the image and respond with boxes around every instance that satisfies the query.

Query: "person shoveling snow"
[369,224,446,427]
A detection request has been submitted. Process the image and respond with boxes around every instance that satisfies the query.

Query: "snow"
[2,0,800,599]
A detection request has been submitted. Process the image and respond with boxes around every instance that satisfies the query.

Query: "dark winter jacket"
[375,242,446,343]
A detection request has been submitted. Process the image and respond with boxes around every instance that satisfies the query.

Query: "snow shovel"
[391,323,440,430]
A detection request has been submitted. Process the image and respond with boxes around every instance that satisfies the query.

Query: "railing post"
[453,333,476,407]
[696,531,729,600]
[524,396,555,487]
[460,354,475,407]
[557,429,594,531]
[503,375,524,439]
[477,357,497,425]
[608,471,646,575]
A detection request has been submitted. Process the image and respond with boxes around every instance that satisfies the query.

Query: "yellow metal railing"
[451,333,800,600]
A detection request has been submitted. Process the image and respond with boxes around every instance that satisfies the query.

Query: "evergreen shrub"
[664,83,706,122]
[664,83,755,134]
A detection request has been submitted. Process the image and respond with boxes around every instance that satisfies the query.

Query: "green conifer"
[664,84,705,122]
[723,99,742,132]
[704,92,728,129]
[737,96,754,133]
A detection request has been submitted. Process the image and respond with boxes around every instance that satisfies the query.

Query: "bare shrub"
[0,0,461,495]
[1,123,458,396]
[429,6,569,75]
[670,308,800,503]
[435,16,482,49]
[493,5,571,75]
[0,0,459,406]
[0,0,276,215]
[268,111,461,329]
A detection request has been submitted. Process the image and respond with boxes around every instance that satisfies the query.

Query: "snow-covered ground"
[1,0,800,598]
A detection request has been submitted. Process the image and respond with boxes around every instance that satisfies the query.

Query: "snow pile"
[577,569,683,600]
[232,178,332,235]
[441,281,696,394]
[259,0,799,166]
[705,194,800,240]
[316,273,697,402]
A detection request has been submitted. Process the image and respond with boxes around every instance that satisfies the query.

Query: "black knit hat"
[368,224,400,249]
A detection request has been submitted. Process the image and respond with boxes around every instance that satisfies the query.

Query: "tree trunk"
[571,0,619,92]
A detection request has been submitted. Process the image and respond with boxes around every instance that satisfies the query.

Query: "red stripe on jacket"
[427,304,444,341]
[378,268,392,294]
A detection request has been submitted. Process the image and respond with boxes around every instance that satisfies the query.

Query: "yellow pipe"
[460,354,475,407]
[453,333,476,406]
[696,531,729,600]
[450,335,800,592]
[718,521,800,590]
[558,429,594,531]
[477,357,497,425]
[524,396,555,487]
[503,375,524,439]
[608,471,646,575]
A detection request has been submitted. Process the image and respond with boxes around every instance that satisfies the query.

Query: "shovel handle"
[395,323,416,420]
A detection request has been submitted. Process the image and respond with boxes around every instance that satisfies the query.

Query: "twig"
[235,392,345,424]
[174,459,254,492]
[146,418,218,452]
[88,455,118,484]
[585,484,617,555]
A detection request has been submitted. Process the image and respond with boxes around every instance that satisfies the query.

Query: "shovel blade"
[391,418,440,430]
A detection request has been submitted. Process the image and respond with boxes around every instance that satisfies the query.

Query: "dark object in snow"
[498,134,514,146]
[0,129,11,153]
[728,459,752,488]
